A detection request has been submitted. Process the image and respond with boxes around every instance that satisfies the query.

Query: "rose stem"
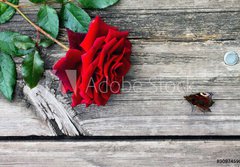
[0,0,69,51]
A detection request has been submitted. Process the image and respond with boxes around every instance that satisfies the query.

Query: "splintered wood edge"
[23,85,80,136]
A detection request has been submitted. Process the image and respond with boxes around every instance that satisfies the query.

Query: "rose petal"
[110,81,121,94]
[53,57,73,92]
[103,55,117,84]
[67,29,86,50]
[53,49,83,92]
[71,93,82,107]
[94,91,111,106]
[107,38,125,60]
[118,57,131,76]
[80,57,100,103]
[113,62,124,76]
[80,16,117,52]
[104,48,131,86]
[94,79,111,106]
[103,39,126,80]
[81,37,105,72]
[105,29,129,43]
[98,38,118,69]
[125,39,132,49]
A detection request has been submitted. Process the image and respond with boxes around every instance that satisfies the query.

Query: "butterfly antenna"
[179,83,188,104]
[179,83,187,95]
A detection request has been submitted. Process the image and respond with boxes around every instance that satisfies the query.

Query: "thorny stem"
[0,0,69,51]
[36,30,40,45]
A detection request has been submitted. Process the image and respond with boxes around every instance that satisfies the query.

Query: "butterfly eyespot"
[200,92,210,97]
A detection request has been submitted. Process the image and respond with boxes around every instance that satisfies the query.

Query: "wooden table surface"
[0,0,240,166]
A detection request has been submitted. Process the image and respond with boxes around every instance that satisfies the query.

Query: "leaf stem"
[0,0,69,51]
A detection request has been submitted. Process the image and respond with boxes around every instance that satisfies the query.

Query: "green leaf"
[0,0,19,24]
[0,31,19,56]
[22,50,44,88]
[14,35,35,50]
[17,48,35,56]
[38,38,54,48]
[55,0,66,3]
[0,52,16,101]
[37,5,59,39]
[78,0,119,9]
[29,0,45,3]
[62,2,91,33]
[0,31,35,56]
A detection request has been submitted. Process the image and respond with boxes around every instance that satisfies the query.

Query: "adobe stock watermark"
[52,70,194,94]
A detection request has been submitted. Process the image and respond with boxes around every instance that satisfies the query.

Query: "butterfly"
[184,92,215,112]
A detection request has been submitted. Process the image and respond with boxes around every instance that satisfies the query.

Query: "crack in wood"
[23,85,80,136]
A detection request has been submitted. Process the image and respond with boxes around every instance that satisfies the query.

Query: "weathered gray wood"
[7,41,240,136]
[0,141,240,166]
[16,41,240,136]
[2,9,240,41]
[19,0,240,9]
[23,86,80,136]
[18,70,240,136]
[1,0,240,136]
[0,97,54,136]
[115,0,240,9]
[44,41,239,136]
[26,40,240,70]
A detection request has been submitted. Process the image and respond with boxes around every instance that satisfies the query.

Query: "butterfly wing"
[184,93,214,112]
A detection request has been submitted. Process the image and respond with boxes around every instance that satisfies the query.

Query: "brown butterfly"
[184,92,214,112]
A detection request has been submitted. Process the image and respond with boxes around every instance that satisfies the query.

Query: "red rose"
[53,16,132,107]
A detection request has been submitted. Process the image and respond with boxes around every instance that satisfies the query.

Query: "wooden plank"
[115,0,240,9]
[19,70,240,136]
[2,41,240,136]
[90,10,240,41]
[45,40,240,81]
[0,141,240,166]
[1,0,240,137]
[1,10,240,41]
[0,97,54,136]
[37,41,240,100]
[58,99,240,136]
[19,0,240,9]
[45,41,239,136]
[29,40,240,69]
[12,41,240,136]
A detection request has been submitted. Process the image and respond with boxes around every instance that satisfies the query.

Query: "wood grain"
[18,70,240,136]
[25,41,239,136]
[0,97,54,136]
[112,0,240,9]
[4,31,240,137]
[23,86,80,136]
[2,9,240,42]
[17,0,240,9]
[0,141,239,166]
